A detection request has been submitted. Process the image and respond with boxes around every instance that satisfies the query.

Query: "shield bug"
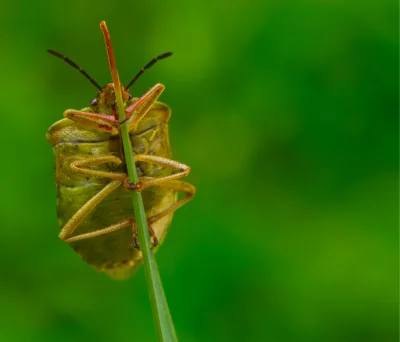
[46,28,195,280]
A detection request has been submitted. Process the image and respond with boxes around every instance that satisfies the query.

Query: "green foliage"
[0,0,397,341]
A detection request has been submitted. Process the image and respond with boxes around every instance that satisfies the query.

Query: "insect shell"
[46,52,195,279]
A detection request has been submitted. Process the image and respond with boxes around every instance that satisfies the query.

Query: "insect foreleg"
[64,109,119,134]
[123,83,165,132]
[124,155,191,191]
[64,83,164,135]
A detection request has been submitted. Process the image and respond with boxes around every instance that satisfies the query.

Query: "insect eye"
[90,98,98,106]
[128,93,133,100]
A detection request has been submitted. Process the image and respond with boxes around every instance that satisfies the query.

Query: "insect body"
[46,49,195,279]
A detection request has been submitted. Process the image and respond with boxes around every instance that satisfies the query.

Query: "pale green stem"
[100,21,178,342]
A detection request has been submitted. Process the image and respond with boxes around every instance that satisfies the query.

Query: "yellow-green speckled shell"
[47,100,176,279]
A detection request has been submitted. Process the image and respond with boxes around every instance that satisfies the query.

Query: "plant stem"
[100,21,177,342]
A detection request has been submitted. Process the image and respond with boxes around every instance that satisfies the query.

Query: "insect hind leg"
[129,180,196,249]
[147,180,196,225]
[64,218,134,243]
[59,180,125,242]
[132,223,158,250]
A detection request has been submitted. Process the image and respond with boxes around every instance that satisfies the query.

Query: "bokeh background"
[0,1,398,341]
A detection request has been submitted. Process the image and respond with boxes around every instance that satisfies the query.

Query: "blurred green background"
[0,0,398,341]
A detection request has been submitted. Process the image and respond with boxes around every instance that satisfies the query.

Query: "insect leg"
[128,180,195,249]
[65,218,134,243]
[131,223,158,249]
[70,155,127,180]
[64,109,118,134]
[70,155,177,248]
[64,83,164,134]
[147,180,196,225]
[59,180,125,242]
[124,155,190,191]
[122,83,165,132]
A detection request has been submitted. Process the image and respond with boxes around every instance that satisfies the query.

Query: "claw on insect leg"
[124,177,143,192]
[131,222,158,250]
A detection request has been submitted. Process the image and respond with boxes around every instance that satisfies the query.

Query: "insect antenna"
[47,49,102,91]
[125,52,173,90]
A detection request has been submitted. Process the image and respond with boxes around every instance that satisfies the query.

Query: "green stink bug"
[46,28,195,280]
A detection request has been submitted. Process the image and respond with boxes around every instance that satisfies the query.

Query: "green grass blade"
[100,21,178,342]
